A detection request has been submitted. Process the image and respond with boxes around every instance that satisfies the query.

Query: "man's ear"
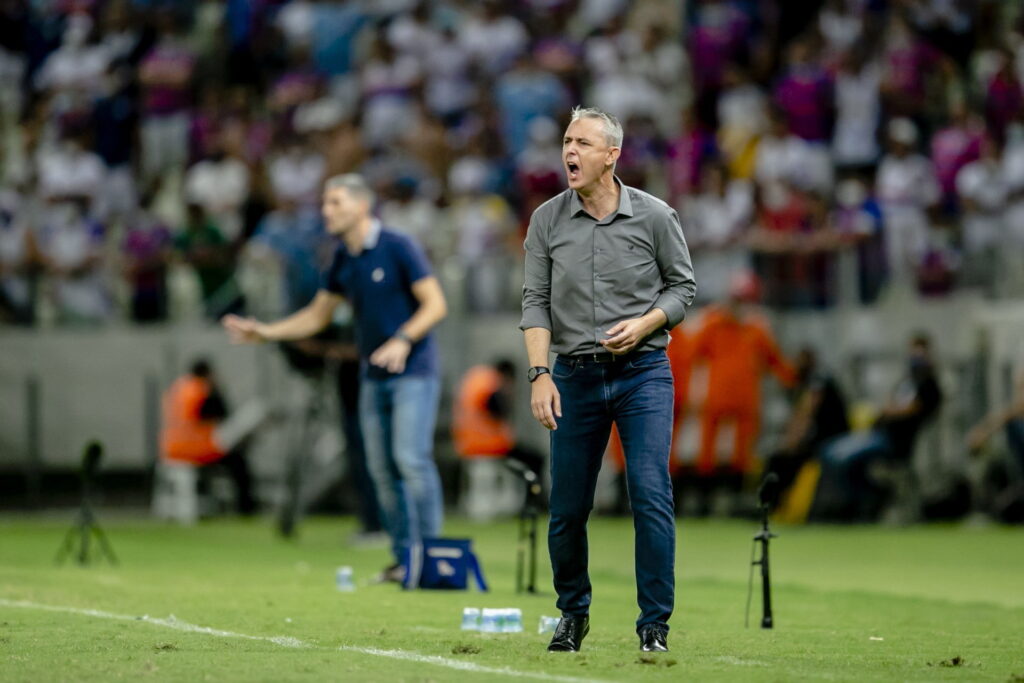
[606,146,621,167]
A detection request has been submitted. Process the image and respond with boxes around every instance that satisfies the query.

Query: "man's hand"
[601,315,661,355]
[530,374,561,430]
[222,314,267,344]
[370,337,412,374]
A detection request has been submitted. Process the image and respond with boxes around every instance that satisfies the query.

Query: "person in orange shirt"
[690,272,796,505]
[160,359,255,514]
[453,359,543,518]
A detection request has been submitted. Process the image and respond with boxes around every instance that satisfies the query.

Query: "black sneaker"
[638,623,669,652]
[547,615,590,652]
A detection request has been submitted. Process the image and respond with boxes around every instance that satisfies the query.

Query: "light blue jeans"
[359,374,444,561]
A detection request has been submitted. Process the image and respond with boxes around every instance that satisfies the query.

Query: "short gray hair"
[324,173,376,206]
[569,106,623,148]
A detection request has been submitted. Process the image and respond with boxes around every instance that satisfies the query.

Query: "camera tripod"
[55,442,118,566]
[507,458,543,594]
[746,473,778,628]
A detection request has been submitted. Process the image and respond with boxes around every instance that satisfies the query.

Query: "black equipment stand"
[507,459,543,594]
[746,473,778,628]
[55,442,118,566]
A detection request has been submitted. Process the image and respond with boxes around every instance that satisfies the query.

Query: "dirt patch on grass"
[927,656,964,668]
[637,655,677,667]
[451,643,481,655]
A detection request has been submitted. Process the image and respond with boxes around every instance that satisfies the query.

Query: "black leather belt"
[558,351,625,364]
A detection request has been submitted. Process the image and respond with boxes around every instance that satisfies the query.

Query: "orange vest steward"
[160,376,225,465]
[453,365,514,457]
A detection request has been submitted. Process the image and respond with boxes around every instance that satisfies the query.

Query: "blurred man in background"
[223,174,447,584]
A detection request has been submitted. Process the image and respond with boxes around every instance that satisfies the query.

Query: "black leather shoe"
[547,615,590,652]
[638,624,669,652]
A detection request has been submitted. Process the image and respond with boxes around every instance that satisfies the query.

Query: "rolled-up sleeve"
[519,211,552,331]
[650,208,696,328]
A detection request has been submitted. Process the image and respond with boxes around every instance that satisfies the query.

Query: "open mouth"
[566,161,580,182]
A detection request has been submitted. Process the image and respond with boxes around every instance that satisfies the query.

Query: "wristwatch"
[527,366,550,383]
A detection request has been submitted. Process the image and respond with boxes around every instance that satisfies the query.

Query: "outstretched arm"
[222,290,342,343]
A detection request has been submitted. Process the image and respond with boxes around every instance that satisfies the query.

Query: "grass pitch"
[1,514,1023,682]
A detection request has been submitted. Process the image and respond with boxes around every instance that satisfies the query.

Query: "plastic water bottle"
[480,608,503,633]
[501,609,523,633]
[538,615,560,634]
[460,607,481,631]
[335,566,355,592]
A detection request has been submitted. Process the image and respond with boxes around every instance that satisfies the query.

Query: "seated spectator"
[159,359,256,516]
[764,347,850,504]
[36,199,111,325]
[175,203,243,320]
[967,365,1024,523]
[453,359,543,520]
[816,333,944,520]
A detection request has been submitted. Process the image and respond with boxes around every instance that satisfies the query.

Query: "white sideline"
[0,598,609,683]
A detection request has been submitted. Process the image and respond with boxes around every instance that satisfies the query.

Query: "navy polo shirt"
[321,222,439,380]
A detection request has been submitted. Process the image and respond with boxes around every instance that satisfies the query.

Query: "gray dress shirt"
[520,179,697,355]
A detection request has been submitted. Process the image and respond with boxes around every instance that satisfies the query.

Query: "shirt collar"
[569,176,634,222]
[363,218,382,249]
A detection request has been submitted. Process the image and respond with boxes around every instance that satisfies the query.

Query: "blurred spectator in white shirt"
[184,142,251,242]
[387,1,441,62]
[268,137,325,208]
[359,29,422,148]
[875,118,941,286]
[422,25,477,126]
[36,199,111,324]
[683,160,754,304]
[458,1,529,76]
[956,135,1006,295]
[832,47,882,169]
[35,133,106,212]
[34,13,110,100]
[445,154,517,313]
[378,176,440,258]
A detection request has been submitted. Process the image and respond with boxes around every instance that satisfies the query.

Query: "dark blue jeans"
[548,349,675,631]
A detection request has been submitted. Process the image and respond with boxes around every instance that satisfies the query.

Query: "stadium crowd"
[1,0,1023,326]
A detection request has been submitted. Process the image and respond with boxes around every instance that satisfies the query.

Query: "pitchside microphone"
[81,441,103,480]
[757,472,780,509]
